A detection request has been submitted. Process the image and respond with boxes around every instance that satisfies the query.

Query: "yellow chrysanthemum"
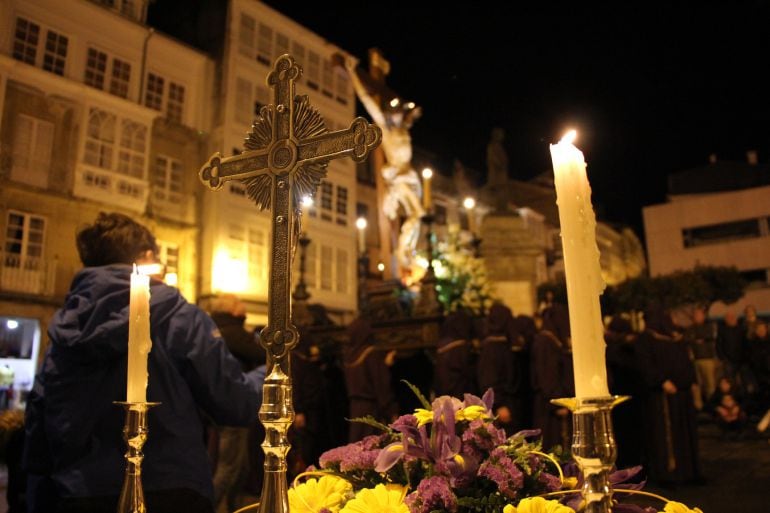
[661,501,704,513]
[339,484,409,513]
[289,475,353,513]
[504,497,575,513]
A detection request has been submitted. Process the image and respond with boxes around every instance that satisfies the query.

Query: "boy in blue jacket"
[22,212,264,513]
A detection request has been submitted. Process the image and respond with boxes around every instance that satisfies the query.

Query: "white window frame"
[3,211,46,271]
[144,72,186,123]
[239,13,256,58]
[11,114,54,188]
[85,47,132,99]
[13,17,69,76]
[257,23,273,65]
[83,107,148,179]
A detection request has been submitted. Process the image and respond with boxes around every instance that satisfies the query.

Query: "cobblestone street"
[644,420,770,513]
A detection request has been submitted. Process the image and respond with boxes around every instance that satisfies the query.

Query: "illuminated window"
[248,228,267,283]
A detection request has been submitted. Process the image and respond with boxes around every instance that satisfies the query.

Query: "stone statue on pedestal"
[486,127,509,187]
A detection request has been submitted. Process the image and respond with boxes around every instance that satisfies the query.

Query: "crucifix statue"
[199,54,381,513]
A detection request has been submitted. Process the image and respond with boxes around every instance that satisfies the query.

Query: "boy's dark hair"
[76,212,158,267]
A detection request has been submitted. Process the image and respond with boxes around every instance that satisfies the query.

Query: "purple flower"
[405,476,457,513]
[477,447,524,498]
[537,470,562,492]
[392,414,418,431]
[461,418,507,460]
[319,435,386,472]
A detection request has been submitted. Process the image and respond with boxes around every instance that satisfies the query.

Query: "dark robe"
[290,327,328,472]
[715,320,744,381]
[434,309,475,398]
[637,306,700,484]
[343,318,398,442]
[605,315,644,468]
[477,304,526,434]
[530,304,572,451]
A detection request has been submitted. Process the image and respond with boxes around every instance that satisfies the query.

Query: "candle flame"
[421,167,433,180]
[561,130,577,144]
[463,196,476,210]
[356,217,368,230]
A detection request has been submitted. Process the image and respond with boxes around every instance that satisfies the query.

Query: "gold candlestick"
[552,396,629,513]
[115,401,160,513]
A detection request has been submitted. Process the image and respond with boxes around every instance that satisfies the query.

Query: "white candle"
[127,265,152,403]
[549,131,609,398]
[421,167,433,211]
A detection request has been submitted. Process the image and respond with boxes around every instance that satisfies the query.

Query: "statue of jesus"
[344,57,425,272]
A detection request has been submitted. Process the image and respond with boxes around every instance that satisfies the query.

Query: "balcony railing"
[0,252,56,296]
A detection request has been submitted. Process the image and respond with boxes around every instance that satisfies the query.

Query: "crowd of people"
[9,213,770,511]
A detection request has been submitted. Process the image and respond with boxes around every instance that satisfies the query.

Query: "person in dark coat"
[477,303,527,434]
[209,294,265,512]
[530,304,573,451]
[716,311,745,384]
[22,212,264,513]
[605,314,644,468]
[290,326,329,472]
[343,317,398,442]
[434,308,475,398]
[636,304,701,486]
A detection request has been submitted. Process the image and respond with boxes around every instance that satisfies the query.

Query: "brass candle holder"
[552,396,629,513]
[114,401,160,513]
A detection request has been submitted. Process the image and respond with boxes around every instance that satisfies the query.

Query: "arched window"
[118,119,146,178]
[84,108,115,169]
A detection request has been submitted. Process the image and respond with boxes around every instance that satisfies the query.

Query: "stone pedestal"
[480,212,549,315]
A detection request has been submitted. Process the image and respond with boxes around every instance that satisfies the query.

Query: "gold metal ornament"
[115,401,160,513]
[199,54,381,513]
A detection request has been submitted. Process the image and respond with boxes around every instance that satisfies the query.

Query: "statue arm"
[346,59,387,127]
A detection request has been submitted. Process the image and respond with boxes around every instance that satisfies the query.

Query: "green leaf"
[346,415,393,433]
[401,380,432,409]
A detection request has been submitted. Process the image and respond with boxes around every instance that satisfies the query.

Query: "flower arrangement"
[290,386,703,513]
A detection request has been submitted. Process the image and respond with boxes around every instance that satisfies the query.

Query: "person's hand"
[495,406,511,424]
[663,380,677,394]
[556,408,569,417]
[294,413,306,429]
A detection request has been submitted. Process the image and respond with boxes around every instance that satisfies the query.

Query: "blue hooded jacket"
[22,265,263,504]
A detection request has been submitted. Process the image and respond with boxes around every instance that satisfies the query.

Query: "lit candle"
[549,130,609,399]
[127,264,152,403]
[463,196,476,234]
[421,167,433,211]
[355,217,367,254]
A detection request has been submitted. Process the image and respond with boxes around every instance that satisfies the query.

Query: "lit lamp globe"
[421,167,433,211]
[301,195,313,234]
[463,196,476,234]
[355,217,367,254]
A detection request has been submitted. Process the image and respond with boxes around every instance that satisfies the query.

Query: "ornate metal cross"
[199,54,381,513]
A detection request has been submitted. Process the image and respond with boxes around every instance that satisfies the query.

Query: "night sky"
[150,2,770,239]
